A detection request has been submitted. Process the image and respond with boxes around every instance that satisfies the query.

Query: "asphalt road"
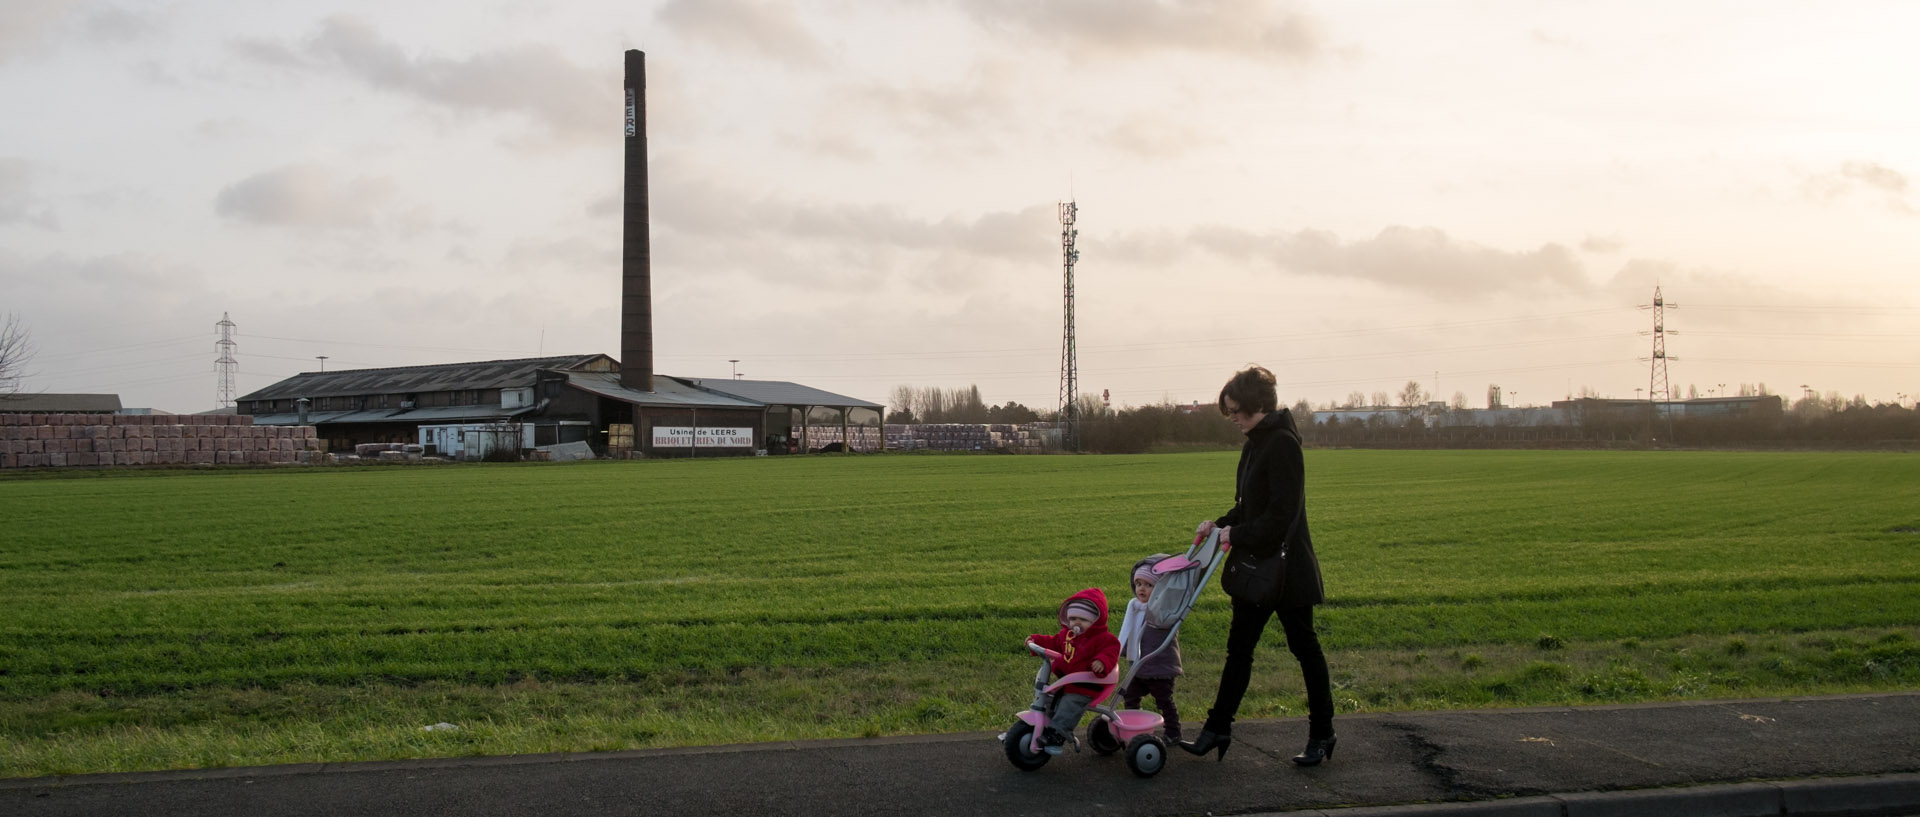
[4,693,1918,817]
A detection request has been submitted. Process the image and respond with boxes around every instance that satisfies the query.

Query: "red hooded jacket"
[1027,587,1121,698]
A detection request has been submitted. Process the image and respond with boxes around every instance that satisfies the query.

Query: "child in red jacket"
[1026,587,1121,754]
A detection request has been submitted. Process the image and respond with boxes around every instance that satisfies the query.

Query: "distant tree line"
[889,381,1918,452]
[1308,396,1919,450]
[887,384,1041,425]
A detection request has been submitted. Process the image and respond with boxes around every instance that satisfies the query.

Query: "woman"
[1180,365,1336,765]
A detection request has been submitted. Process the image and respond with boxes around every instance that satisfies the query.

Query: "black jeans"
[1122,676,1181,739]
[1207,599,1333,739]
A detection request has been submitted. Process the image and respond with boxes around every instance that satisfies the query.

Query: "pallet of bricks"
[0,413,325,468]
[994,423,1046,452]
[801,425,884,452]
[882,424,926,451]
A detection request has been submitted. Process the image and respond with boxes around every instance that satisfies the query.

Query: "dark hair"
[1217,366,1278,416]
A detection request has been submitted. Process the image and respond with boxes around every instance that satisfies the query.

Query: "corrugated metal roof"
[564,372,763,409]
[683,378,882,410]
[235,355,608,402]
[0,393,125,413]
[251,405,536,426]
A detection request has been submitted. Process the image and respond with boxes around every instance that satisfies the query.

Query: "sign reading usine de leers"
[651,427,754,448]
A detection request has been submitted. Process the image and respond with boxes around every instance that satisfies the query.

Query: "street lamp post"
[317,355,329,372]
[729,359,740,379]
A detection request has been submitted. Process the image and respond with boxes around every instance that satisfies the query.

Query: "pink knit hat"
[1132,565,1157,585]
[1063,599,1099,622]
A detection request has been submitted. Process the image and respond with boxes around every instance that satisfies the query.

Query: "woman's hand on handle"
[1194,520,1217,546]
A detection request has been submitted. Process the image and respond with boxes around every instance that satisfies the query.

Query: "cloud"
[0,158,58,229]
[952,0,1324,62]
[213,163,398,229]
[1099,116,1220,159]
[232,16,612,146]
[1841,161,1908,194]
[1802,160,1914,215]
[0,0,76,63]
[83,6,161,43]
[849,61,1020,138]
[656,0,829,68]
[1529,29,1580,49]
[1581,234,1625,254]
[779,131,876,162]
[1189,224,1590,296]
[655,159,1053,259]
[640,156,1056,293]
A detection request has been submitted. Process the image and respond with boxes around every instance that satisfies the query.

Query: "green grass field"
[3,451,1918,777]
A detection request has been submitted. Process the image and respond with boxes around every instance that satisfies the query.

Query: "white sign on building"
[651,426,754,448]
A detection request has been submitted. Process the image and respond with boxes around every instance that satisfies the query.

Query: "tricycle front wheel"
[1002,720,1050,771]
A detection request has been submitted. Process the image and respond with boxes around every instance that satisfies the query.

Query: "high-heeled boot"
[1292,733,1337,766]
[1179,712,1233,760]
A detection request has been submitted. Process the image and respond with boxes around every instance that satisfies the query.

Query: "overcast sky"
[3,0,1917,414]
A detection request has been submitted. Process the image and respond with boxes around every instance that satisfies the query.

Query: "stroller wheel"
[1002,721,1051,771]
[1126,734,1167,777]
[1088,718,1122,756]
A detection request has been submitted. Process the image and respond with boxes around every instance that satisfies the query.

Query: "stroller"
[1001,528,1230,777]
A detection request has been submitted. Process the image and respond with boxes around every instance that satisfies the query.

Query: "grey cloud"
[645,157,1055,290]
[233,16,611,145]
[953,0,1323,62]
[1530,29,1579,49]
[84,6,160,43]
[214,163,397,229]
[841,61,1021,150]
[1802,161,1913,215]
[780,131,876,162]
[1100,117,1218,159]
[585,193,621,218]
[659,169,1053,260]
[228,37,309,71]
[656,0,828,68]
[1192,224,1589,296]
[0,158,58,229]
[1581,234,1625,253]
[1842,161,1908,194]
[0,0,76,63]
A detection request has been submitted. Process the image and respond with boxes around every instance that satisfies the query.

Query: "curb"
[1255,772,1920,817]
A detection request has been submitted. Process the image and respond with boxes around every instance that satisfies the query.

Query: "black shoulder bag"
[1219,428,1305,608]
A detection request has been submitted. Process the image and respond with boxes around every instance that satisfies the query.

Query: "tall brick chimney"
[620,49,653,392]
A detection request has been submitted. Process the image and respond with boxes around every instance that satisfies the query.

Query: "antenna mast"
[215,312,238,410]
[1057,200,1080,452]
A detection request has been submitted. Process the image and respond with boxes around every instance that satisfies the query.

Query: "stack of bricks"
[0,413,324,469]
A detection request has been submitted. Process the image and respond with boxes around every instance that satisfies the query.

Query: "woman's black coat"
[1214,408,1324,608]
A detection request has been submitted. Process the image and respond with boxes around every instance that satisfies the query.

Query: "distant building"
[235,354,882,458]
[1549,395,1784,420]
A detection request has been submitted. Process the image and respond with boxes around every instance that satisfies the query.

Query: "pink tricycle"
[1001,529,1230,777]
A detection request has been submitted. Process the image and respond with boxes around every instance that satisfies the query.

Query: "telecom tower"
[215,312,238,409]
[1057,200,1080,452]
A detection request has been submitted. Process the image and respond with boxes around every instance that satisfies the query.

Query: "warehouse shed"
[684,378,885,453]
[238,355,882,458]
